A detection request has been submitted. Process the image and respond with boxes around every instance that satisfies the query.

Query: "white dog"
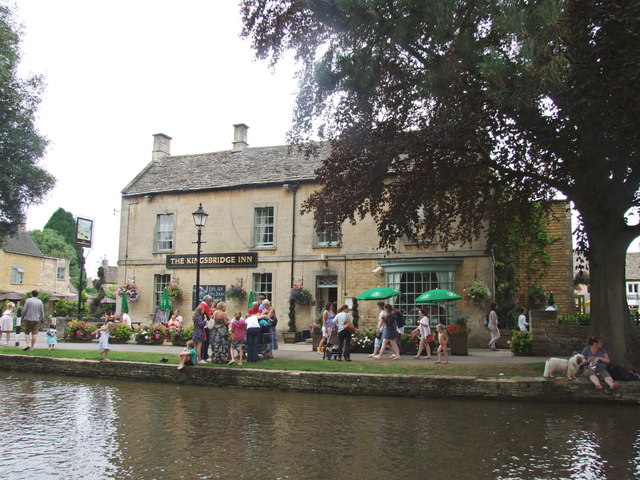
[543,353,586,379]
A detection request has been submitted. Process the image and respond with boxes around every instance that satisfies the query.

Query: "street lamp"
[192,203,208,309]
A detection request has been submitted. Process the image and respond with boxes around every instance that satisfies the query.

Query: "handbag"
[344,321,356,334]
[375,330,382,340]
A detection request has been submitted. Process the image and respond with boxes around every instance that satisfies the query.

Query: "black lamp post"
[192,203,208,309]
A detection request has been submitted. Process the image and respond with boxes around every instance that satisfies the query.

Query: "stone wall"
[530,310,640,356]
[1,354,638,405]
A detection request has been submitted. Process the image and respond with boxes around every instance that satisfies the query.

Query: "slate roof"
[122,143,329,197]
[2,231,43,257]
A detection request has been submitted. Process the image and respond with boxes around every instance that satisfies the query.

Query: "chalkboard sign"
[192,285,226,310]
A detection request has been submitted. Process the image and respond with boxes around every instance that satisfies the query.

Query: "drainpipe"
[283,183,299,287]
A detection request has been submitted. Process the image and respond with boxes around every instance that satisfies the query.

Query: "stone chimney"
[152,133,172,161]
[232,123,249,152]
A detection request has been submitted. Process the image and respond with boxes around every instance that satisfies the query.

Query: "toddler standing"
[434,324,449,364]
[46,323,57,350]
[96,321,115,362]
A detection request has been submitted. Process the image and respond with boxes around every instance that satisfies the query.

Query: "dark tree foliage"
[0,4,54,242]
[29,228,80,284]
[43,208,85,290]
[241,1,640,365]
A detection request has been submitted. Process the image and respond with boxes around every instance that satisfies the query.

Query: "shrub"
[509,330,532,355]
[133,324,169,345]
[170,325,193,343]
[111,323,132,342]
[64,320,97,340]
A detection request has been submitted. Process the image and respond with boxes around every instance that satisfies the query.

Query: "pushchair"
[322,330,339,360]
[257,322,273,360]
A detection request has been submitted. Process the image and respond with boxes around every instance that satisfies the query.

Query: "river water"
[0,372,639,480]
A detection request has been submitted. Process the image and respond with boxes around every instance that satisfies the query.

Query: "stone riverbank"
[2,354,640,405]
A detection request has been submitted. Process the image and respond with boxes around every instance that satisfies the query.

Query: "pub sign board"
[166,253,257,269]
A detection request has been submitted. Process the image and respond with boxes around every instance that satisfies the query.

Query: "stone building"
[118,124,574,347]
[0,226,75,303]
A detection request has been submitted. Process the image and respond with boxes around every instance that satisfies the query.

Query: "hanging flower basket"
[116,281,139,302]
[166,280,182,299]
[226,283,247,300]
[462,281,490,307]
[289,285,313,305]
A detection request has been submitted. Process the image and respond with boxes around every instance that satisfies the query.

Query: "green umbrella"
[414,289,462,304]
[121,292,129,314]
[356,286,402,301]
[159,288,172,311]
[247,290,255,309]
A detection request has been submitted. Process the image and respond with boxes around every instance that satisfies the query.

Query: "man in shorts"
[21,290,44,350]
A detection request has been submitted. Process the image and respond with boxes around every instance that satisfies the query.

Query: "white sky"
[11,1,640,279]
[15,0,298,277]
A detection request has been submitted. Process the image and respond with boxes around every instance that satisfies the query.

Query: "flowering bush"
[462,281,490,307]
[310,322,321,334]
[350,329,376,350]
[64,320,97,340]
[226,283,247,300]
[133,324,169,345]
[289,285,313,305]
[166,280,183,298]
[447,324,471,335]
[116,281,139,302]
[509,330,532,355]
[169,325,193,344]
[110,323,132,342]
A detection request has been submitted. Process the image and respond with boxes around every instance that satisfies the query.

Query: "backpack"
[484,312,490,327]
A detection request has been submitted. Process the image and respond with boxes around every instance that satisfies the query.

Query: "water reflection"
[0,372,639,479]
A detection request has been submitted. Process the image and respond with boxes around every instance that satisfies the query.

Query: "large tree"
[0,3,54,243]
[241,1,640,365]
[29,228,80,286]
[43,208,85,290]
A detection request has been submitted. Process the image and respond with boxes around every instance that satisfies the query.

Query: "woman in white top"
[488,302,500,351]
[412,309,432,359]
[368,301,387,358]
[517,307,529,332]
[1,302,16,345]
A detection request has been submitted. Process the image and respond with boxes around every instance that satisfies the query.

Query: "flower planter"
[66,334,94,342]
[450,333,468,355]
[171,338,187,346]
[312,330,322,351]
[283,332,302,343]
[109,337,130,344]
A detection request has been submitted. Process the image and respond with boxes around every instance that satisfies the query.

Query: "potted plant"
[462,280,491,308]
[289,284,313,305]
[283,297,300,343]
[133,324,169,345]
[509,330,532,355]
[447,317,470,355]
[170,325,193,346]
[350,329,375,354]
[64,320,97,342]
[226,283,247,300]
[116,281,139,302]
[110,323,132,343]
[167,280,183,300]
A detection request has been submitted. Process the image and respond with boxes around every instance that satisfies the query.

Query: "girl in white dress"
[1,302,16,345]
[96,321,115,362]
[411,309,432,359]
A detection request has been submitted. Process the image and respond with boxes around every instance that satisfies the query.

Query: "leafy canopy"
[0,3,54,242]
[241,0,640,251]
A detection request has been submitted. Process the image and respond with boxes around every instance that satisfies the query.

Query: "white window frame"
[253,273,273,301]
[154,274,171,307]
[56,266,66,280]
[10,266,24,285]
[155,214,174,252]
[314,211,341,247]
[253,207,275,248]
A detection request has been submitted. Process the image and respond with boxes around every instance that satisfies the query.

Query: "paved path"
[3,332,547,364]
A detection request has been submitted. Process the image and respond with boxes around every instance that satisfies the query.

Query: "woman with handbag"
[334,305,354,362]
[368,301,387,358]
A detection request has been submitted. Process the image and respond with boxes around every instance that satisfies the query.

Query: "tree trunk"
[588,230,640,368]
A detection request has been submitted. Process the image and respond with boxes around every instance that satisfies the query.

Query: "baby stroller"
[257,321,273,360]
[323,331,339,360]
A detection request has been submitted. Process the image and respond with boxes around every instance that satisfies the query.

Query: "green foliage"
[288,298,296,332]
[29,228,80,283]
[134,324,169,345]
[241,0,640,363]
[64,320,97,340]
[559,314,590,326]
[0,4,54,244]
[43,208,85,290]
[352,298,359,327]
[170,325,193,344]
[111,323,132,342]
[509,330,532,355]
[54,298,88,318]
[20,291,52,305]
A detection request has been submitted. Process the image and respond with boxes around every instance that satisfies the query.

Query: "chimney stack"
[152,133,172,161]
[232,123,249,152]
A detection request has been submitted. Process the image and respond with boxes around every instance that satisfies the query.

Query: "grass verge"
[0,346,544,378]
